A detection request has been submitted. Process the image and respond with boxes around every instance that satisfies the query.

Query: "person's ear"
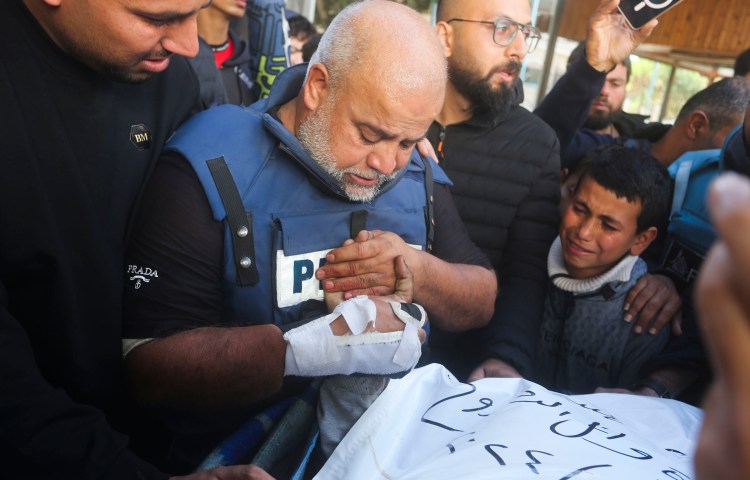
[301,63,330,113]
[685,110,711,142]
[435,21,454,58]
[629,226,658,256]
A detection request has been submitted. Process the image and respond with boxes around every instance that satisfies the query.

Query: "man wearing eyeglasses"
[424,0,655,384]
[421,0,559,383]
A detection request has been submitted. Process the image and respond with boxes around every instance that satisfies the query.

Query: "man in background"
[287,11,317,66]
[567,40,637,139]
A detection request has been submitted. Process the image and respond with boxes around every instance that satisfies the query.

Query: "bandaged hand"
[283,296,426,376]
[283,256,427,377]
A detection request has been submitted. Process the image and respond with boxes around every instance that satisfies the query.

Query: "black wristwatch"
[631,378,672,399]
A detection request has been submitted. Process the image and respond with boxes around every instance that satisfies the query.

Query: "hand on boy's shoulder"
[624,274,683,336]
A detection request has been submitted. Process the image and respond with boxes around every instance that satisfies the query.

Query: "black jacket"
[0,2,199,478]
[426,81,560,378]
[191,29,257,107]
[534,58,668,171]
[190,39,229,108]
[219,29,257,106]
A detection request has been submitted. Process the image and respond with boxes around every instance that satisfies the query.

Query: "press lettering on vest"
[276,248,331,308]
[293,260,314,293]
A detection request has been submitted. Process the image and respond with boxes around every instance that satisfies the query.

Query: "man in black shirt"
[0,1,270,479]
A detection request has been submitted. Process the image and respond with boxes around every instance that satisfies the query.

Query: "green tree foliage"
[315,0,432,28]
[624,57,710,124]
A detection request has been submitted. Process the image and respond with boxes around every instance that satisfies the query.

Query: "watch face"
[618,0,685,29]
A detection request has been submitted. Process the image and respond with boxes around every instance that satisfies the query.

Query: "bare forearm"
[124,324,287,410]
[412,252,496,331]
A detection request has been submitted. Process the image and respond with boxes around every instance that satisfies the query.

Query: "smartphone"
[618,0,685,30]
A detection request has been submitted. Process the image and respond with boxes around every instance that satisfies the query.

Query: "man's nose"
[366,144,400,175]
[161,16,200,58]
[505,30,528,61]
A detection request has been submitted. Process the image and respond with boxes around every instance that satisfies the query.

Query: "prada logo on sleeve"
[127,264,159,290]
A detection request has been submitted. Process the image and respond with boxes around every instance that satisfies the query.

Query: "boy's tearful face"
[560,176,655,280]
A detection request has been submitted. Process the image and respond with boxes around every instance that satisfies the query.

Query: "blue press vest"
[666,148,721,255]
[659,127,744,287]
[166,92,450,326]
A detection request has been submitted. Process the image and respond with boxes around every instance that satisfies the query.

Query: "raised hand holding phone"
[618,0,685,30]
[586,0,659,73]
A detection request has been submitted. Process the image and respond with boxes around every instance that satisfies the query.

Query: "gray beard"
[297,102,397,203]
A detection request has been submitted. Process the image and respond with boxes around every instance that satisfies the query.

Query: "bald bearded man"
[122,0,496,472]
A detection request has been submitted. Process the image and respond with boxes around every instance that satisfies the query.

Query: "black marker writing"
[525,450,553,474]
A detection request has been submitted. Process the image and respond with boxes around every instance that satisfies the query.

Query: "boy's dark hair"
[288,14,317,41]
[735,48,750,78]
[302,33,322,63]
[577,145,670,233]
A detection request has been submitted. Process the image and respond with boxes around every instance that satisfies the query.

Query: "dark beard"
[449,60,520,117]
[583,110,615,131]
[63,36,165,84]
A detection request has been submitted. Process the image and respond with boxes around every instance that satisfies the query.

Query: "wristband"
[631,378,672,399]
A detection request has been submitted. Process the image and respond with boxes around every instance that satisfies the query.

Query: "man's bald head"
[437,0,529,22]
[308,0,446,101]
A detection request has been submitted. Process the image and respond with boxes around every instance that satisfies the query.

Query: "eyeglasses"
[447,17,541,53]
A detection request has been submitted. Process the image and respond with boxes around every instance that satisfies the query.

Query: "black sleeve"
[431,183,493,270]
[0,282,168,479]
[638,286,711,404]
[124,152,226,340]
[480,137,561,377]
[533,58,609,171]
[724,124,750,175]
[534,57,606,152]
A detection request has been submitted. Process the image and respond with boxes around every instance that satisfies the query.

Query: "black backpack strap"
[423,158,435,252]
[206,157,259,286]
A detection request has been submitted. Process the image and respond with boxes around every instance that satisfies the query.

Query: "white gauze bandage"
[283,296,426,377]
